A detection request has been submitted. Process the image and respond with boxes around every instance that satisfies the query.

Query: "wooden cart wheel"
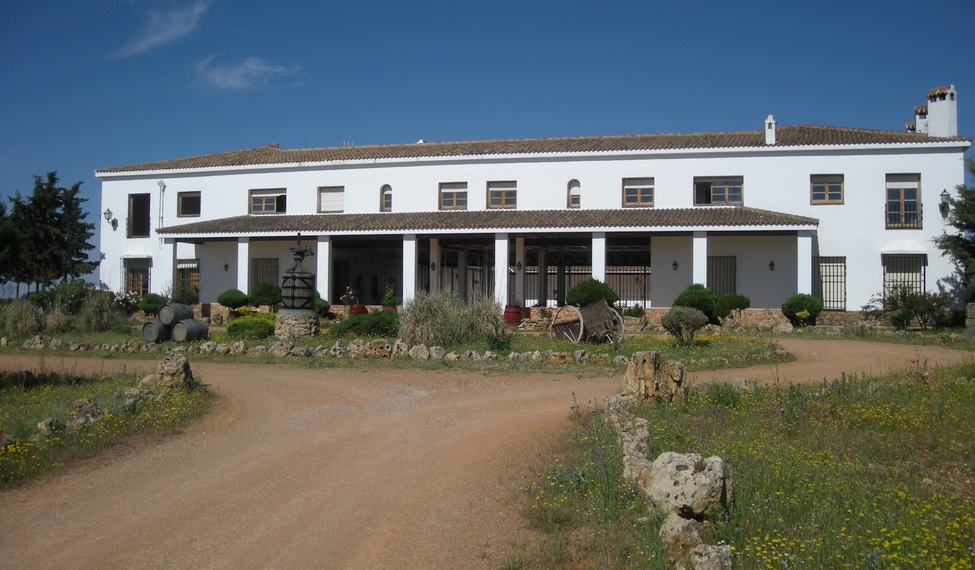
[606,307,625,345]
[549,306,584,343]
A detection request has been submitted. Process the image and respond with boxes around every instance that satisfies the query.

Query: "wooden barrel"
[142,320,170,343]
[159,303,194,326]
[171,319,208,343]
[504,306,521,325]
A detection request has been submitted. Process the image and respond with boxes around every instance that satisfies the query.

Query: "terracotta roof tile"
[97,125,970,174]
[928,85,954,97]
[156,207,818,236]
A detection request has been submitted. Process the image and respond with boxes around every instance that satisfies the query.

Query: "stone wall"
[274,313,319,339]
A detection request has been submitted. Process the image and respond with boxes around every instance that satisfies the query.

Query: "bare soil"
[0,338,970,570]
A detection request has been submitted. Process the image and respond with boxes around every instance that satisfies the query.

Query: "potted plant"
[381,285,400,312]
[341,286,367,316]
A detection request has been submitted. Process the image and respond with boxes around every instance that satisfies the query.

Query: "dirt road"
[0,339,970,570]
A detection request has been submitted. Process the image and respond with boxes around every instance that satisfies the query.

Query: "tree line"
[0,172,98,297]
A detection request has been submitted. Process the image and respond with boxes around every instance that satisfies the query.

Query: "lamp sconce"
[940,189,950,217]
[223,263,229,272]
[769,261,775,271]
[516,261,523,271]
[157,180,166,192]
[672,260,679,271]
[103,208,118,231]
[430,261,436,272]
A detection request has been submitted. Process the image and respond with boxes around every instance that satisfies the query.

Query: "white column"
[403,234,417,303]
[538,246,548,305]
[494,233,509,307]
[429,238,440,293]
[591,232,607,282]
[692,231,708,286]
[169,239,178,296]
[236,237,250,294]
[316,235,331,302]
[514,237,526,306]
[797,230,813,295]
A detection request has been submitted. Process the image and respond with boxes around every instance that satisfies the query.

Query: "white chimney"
[926,85,957,137]
[764,114,776,145]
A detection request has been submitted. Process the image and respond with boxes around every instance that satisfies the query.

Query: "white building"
[96,86,970,314]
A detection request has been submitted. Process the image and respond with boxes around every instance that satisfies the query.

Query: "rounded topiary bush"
[781,293,823,326]
[891,307,915,330]
[138,293,167,317]
[661,306,709,346]
[217,288,249,310]
[714,293,750,320]
[565,278,619,308]
[227,313,276,338]
[673,284,717,321]
[248,282,282,307]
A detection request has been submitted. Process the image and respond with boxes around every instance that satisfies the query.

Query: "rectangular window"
[250,189,286,214]
[707,256,736,296]
[883,254,926,295]
[123,258,150,296]
[487,181,517,209]
[810,175,844,205]
[439,182,468,210]
[695,177,743,206]
[813,256,846,310]
[318,186,345,213]
[622,178,654,208]
[177,191,201,217]
[176,258,200,293]
[250,258,279,290]
[127,193,151,238]
[886,174,921,229]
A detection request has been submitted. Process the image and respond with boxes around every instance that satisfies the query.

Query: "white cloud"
[196,55,302,90]
[115,0,210,58]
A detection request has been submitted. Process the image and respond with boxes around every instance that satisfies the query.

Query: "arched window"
[380,185,392,212]
[567,180,581,209]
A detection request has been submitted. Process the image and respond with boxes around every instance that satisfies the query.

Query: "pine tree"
[56,178,98,281]
[934,158,975,301]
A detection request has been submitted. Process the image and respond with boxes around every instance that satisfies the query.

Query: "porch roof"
[156,206,818,238]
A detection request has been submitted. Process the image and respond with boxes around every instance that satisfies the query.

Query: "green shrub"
[623,304,646,318]
[781,293,823,327]
[3,301,44,337]
[714,293,750,320]
[673,284,717,321]
[45,305,72,333]
[216,288,249,310]
[248,282,282,307]
[49,279,96,315]
[890,308,915,330]
[565,278,619,308]
[227,313,276,338]
[114,291,140,315]
[138,293,167,317]
[314,292,331,318]
[77,292,123,333]
[330,310,399,338]
[660,306,709,346]
[171,285,199,306]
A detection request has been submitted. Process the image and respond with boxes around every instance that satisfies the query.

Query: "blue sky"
[1,0,973,224]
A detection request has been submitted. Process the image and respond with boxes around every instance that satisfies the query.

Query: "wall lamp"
[430,261,436,271]
[769,261,775,271]
[516,261,523,271]
[672,260,679,271]
[223,263,229,272]
[940,189,951,217]
[103,208,118,231]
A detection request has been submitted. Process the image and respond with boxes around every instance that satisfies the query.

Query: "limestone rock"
[659,513,703,563]
[311,345,330,359]
[392,339,409,358]
[330,340,347,358]
[0,433,16,447]
[573,349,588,363]
[347,339,365,358]
[674,543,732,570]
[139,353,196,391]
[269,341,294,357]
[643,452,731,517]
[408,344,430,360]
[288,346,308,357]
[625,351,686,403]
[445,351,459,361]
[429,346,446,360]
[366,339,391,358]
[37,418,65,436]
[773,322,794,334]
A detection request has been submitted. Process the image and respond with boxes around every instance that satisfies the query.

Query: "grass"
[0,362,213,488]
[519,361,975,569]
